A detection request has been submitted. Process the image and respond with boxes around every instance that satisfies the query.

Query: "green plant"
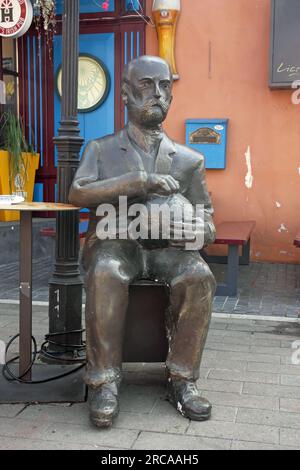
[0,111,35,192]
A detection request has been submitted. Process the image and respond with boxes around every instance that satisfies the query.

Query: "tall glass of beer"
[152,0,181,80]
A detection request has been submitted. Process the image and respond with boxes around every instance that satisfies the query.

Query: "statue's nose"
[154,83,162,99]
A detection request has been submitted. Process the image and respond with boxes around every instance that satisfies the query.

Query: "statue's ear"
[121,81,129,105]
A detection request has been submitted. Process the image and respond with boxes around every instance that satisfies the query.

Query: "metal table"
[0,202,79,382]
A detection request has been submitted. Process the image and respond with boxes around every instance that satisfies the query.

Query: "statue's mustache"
[145,99,169,112]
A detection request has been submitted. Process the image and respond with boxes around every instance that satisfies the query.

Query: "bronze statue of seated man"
[69,55,216,428]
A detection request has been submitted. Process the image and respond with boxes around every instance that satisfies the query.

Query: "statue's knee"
[90,260,129,287]
[172,264,216,295]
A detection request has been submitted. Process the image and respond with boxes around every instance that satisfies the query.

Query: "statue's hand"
[147,174,179,195]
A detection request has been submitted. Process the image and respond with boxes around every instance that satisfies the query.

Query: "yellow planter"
[0,150,40,222]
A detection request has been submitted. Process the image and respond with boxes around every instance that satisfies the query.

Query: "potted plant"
[0,111,40,222]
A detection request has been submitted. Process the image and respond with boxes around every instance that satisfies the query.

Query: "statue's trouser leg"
[147,249,216,382]
[166,263,216,381]
[84,267,129,388]
[83,242,143,389]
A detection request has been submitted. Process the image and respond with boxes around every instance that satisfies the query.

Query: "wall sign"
[186,119,229,170]
[0,0,33,38]
[270,0,300,89]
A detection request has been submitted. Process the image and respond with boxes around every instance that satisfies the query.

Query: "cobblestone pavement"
[0,257,299,317]
[0,304,300,450]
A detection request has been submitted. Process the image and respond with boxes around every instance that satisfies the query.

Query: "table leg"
[19,211,32,381]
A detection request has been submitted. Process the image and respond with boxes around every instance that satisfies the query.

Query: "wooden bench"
[294,231,300,248]
[201,220,256,297]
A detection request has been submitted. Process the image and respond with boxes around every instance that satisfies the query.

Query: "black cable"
[2,330,86,385]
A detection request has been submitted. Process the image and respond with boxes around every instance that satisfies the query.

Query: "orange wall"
[146,0,300,263]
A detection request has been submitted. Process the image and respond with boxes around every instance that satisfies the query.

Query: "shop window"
[1,38,18,114]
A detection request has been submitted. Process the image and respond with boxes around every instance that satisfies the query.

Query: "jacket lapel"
[118,128,145,172]
[154,134,176,174]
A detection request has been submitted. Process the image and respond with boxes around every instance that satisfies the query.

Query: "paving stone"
[38,421,138,449]
[281,355,299,365]
[205,342,250,353]
[0,404,27,418]
[17,403,88,425]
[0,418,50,440]
[201,350,218,360]
[281,375,300,387]
[215,351,281,364]
[237,407,300,430]
[119,384,164,414]
[133,431,231,450]
[113,410,189,434]
[210,335,281,347]
[280,428,300,447]
[201,358,247,372]
[281,339,300,348]
[208,369,280,385]
[202,390,279,411]
[0,437,116,450]
[197,378,243,393]
[249,345,293,356]
[247,362,300,376]
[209,322,228,331]
[187,420,279,445]
[242,382,300,399]
[247,332,300,342]
[0,318,13,328]
[280,398,300,413]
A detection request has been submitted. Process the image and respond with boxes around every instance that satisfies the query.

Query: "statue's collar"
[119,125,176,156]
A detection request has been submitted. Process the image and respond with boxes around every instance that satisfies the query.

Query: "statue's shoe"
[88,383,119,428]
[167,379,211,421]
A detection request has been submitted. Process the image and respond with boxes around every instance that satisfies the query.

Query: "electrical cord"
[2,330,86,385]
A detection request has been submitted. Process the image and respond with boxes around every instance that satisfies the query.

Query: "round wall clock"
[56,54,110,113]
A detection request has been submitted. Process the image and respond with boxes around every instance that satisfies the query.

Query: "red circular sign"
[0,0,33,38]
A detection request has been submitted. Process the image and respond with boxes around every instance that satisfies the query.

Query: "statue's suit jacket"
[69,126,216,262]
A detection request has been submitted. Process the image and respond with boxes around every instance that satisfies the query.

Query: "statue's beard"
[128,98,170,127]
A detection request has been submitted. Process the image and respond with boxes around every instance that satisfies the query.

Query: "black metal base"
[45,280,84,364]
[0,364,87,404]
[124,282,169,362]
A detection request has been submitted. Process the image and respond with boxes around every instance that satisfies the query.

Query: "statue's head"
[121,55,173,128]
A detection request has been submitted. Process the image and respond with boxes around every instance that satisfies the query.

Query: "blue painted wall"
[53,32,115,168]
[53,33,115,207]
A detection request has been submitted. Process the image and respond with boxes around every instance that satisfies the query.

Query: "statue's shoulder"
[173,141,205,169]
[93,132,118,150]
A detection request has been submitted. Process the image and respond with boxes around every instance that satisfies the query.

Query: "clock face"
[56,55,110,113]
